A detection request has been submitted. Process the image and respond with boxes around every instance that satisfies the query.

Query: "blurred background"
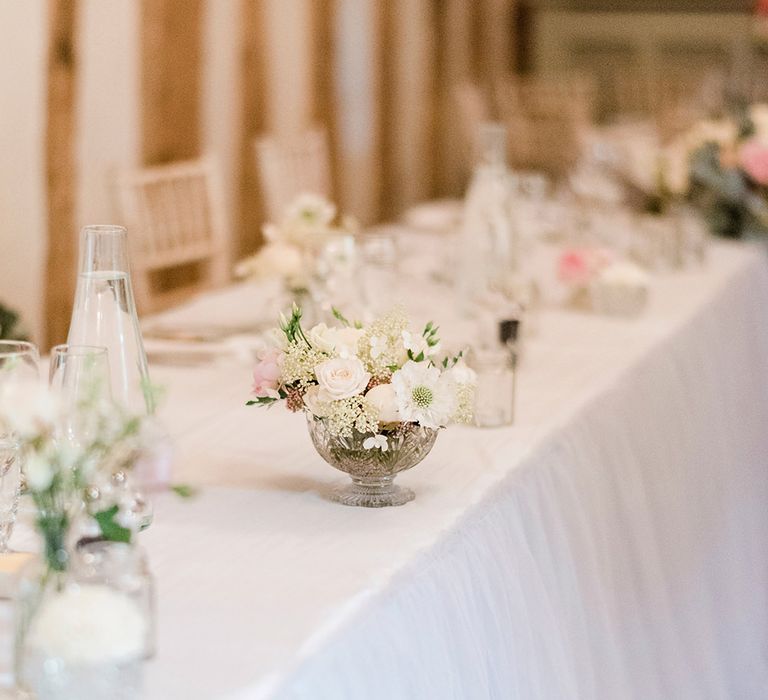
[0,0,764,346]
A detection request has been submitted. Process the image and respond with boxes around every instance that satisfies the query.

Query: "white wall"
[0,0,47,341]
[76,0,140,228]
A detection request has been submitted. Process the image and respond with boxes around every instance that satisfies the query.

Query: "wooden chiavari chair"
[113,156,229,314]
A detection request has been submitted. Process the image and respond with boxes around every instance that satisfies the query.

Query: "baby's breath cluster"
[452,382,475,425]
[281,342,329,387]
[325,396,379,438]
[357,307,409,379]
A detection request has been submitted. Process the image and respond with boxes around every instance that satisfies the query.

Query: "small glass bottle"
[72,540,156,660]
[468,322,518,428]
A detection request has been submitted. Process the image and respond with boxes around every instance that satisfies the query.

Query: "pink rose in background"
[251,348,282,398]
[740,139,768,185]
[558,251,591,286]
[558,248,613,287]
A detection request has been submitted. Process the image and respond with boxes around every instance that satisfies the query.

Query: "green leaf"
[94,505,132,544]
[246,396,278,406]
[331,307,350,327]
[171,483,198,499]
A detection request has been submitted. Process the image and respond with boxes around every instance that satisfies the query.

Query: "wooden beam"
[238,0,268,257]
[376,0,396,219]
[312,0,339,199]
[44,0,79,348]
[140,0,203,165]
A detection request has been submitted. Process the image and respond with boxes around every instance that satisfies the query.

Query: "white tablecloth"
[136,241,768,699]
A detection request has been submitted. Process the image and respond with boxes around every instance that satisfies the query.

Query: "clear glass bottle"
[468,342,517,428]
[456,122,518,313]
[67,225,153,415]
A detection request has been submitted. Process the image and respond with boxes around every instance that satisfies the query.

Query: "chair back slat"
[113,156,229,314]
[255,127,332,221]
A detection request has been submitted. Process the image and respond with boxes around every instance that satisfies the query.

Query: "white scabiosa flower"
[391,361,456,429]
[363,434,389,451]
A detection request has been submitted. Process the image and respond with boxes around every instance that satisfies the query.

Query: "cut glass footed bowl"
[306,415,438,507]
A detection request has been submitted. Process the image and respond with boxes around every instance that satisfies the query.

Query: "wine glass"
[0,341,40,553]
[49,344,112,452]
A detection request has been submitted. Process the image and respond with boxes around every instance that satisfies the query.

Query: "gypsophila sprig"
[247,306,475,441]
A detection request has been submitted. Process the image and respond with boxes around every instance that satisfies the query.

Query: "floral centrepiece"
[684,103,768,239]
[234,193,358,289]
[248,306,475,506]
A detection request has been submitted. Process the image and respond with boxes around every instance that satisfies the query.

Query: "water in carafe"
[67,226,153,415]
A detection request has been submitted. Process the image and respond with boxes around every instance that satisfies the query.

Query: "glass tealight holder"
[468,344,517,428]
[73,540,156,660]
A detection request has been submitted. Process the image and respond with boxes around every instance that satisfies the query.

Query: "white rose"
[303,385,332,417]
[259,242,303,279]
[308,323,336,354]
[333,327,363,357]
[365,383,400,423]
[308,324,363,357]
[314,357,370,400]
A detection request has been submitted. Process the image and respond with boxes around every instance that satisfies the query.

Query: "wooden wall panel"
[434,0,475,195]
[141,0,202,165]
[312,0,339,200]
[45,0,79,347]
[238,0,268,257]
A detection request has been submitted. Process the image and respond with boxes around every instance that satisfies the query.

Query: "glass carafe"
[456,122,518,313]
[67,225,153,415]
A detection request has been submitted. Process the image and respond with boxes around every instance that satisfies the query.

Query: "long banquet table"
[134,240,768,699]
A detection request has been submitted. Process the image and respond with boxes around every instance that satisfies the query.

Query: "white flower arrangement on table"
[234,193,359,285]
[248,306,476,442]
[0,379,152,573]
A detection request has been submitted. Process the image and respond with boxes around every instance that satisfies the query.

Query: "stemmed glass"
[49,344,112,452]
[0,341,40,553]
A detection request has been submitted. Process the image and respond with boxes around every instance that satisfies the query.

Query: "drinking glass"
[0,341,40,552]
[49,344,112,451]
[360,230,399,314]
